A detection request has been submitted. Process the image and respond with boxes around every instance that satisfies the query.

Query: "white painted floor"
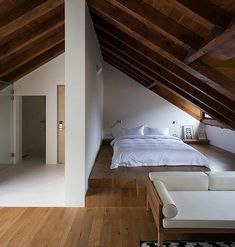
[0,159,65,207]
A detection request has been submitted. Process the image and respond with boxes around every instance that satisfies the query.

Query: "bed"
[110,135,210,169]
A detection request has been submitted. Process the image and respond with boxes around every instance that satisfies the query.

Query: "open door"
[57,85,65,164]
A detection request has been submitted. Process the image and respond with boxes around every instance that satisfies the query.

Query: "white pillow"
[144,127,169,136]
[122,125,144,136]
[153,180,178,218]
[112,125,144,138]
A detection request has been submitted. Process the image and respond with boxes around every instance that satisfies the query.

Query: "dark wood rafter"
[99,42,235,128]
[0,0,64,39]
[0,6,64,60]
[190,61,235,97]
[0,27,64,78]
[89,10,235,103]
[2,42,64,83]
[185,20,235,64]
[88,0,187,60]
[167,0,232,33]
[97,32,234,114]
[92,14,235,106]
[103,55,202,121]
[107,0,205,50]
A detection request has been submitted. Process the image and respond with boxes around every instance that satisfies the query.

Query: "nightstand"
[183,139,210,145]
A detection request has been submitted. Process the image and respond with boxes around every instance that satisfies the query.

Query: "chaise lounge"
[147,171,235,247]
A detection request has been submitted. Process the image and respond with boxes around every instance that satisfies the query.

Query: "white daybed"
[147,171,235,247]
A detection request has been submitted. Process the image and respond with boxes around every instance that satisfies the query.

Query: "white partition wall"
[65,0,86,206]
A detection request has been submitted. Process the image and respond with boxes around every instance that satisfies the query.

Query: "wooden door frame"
[57,85,65,164]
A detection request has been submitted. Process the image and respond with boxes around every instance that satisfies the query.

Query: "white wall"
[205,125,235,154]
[65,0,86,207]
[103,62,201,138]
[0,85,13,164]
[13,54,65,164]
[85,5,103,190]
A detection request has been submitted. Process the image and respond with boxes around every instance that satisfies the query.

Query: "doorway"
[22,96,46,162]
[57,85,65,164]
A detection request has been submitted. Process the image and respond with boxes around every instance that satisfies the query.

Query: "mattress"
[110,135,210,169]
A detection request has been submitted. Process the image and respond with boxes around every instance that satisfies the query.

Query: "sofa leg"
[158,230,163,247]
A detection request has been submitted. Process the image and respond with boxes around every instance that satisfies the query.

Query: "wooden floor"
[86,143,235,207]
[1,143,235,246]
[89,143,235,188]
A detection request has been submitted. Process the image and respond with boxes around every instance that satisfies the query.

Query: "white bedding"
[110,135,210,169]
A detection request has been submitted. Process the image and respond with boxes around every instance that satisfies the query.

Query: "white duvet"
[110,135,210,169]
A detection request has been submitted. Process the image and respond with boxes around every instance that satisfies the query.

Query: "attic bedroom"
[0,0,235,246]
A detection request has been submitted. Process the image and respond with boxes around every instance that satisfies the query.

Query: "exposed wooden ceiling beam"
[0,27,64,78]
[103,55,202,121]
[2,42,64,83]
[0,0,63,38]
[190,60,235,97]
[87,0,187,60]
[0,10,64,60]
[167,0,232,33]
[97,32,232,110]
[107,0,204,50]
[91,13,235,102]
[100,44,235,128]
[185,21,235,64]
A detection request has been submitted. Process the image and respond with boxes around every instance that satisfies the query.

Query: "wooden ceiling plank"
[108,0,204,50]
[185,21,235,64]
[0,28,64,77]
[99,39,235,124]
[2,42,64,83]
[0,11,64,60]
[167,0,232,32]
[103,55,202,120]
[0,0,63,38]
[87,0,187,60]
[91,13,235,102]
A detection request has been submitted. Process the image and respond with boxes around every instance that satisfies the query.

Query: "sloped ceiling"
[0,1,234,129]
[0,0,65,87]
[87,0,235,129]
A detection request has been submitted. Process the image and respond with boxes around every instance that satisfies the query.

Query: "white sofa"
[147,171,235,247]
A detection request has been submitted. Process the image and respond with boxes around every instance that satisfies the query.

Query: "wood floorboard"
[1,143,235,246]
[89,143,235,188]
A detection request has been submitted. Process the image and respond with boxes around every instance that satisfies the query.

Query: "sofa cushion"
[153,180,178,218]
[149,172,208,191]
[163,191,235,228]
[207,171,235,191]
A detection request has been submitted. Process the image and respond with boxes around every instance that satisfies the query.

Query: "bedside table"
[183,139,210,145]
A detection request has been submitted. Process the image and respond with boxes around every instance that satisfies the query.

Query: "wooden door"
[57,85,65,164]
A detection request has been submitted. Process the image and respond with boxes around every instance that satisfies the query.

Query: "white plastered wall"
[103,62,201,137]
[205,125,235,154]
[13,54,65,164]
[65,0,86,206]
[85,5,103,190]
